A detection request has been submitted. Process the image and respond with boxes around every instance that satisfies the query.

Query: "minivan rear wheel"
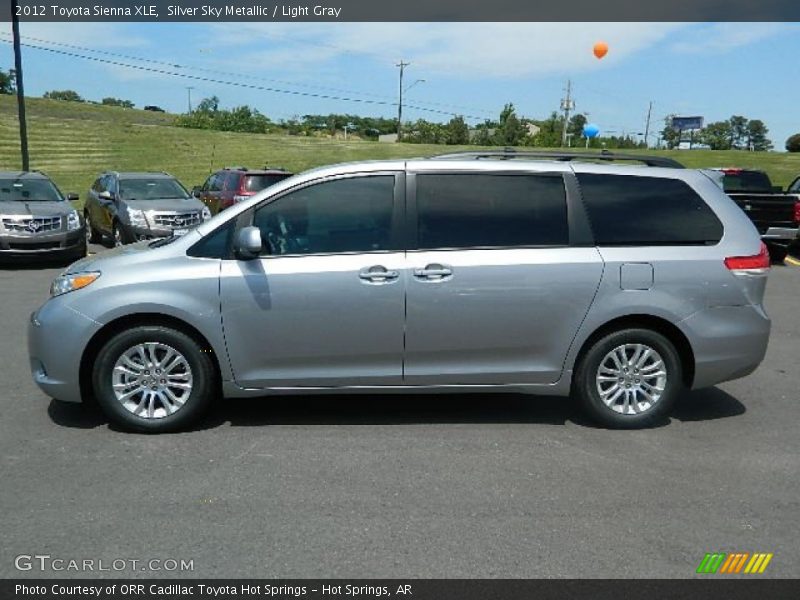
[92,326,215,432]
[574,328,682,429]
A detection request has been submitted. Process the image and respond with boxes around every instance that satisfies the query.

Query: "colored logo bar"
[697,552,773,574]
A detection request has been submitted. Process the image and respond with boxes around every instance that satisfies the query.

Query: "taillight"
[725,242,771,274]
[793,200,800,225]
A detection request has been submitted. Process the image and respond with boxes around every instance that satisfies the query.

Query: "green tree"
[745,119,772,151]
[786,133,800,153]
[43,89,84,102]
[567,113,587,141]
[728,115,748,149]
[445,116,469,145]
[0,69,15,95]
[660,116,681,149]
[529,112,564,148]
[495,103,527,146]
[101,97,134,108]
[701,121,732,150]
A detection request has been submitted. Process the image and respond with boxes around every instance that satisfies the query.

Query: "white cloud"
[17,22,149,48]
[208,22,686,79]
[670,23,800,54]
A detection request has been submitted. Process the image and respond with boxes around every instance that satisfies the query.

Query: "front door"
[220,173,406,388]
[403,171,603,385]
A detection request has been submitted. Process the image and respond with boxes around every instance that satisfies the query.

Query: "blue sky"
[1,22,798,148]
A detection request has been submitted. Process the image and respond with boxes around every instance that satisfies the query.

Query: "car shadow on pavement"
[0,257,77,271]
[47,386,747,432]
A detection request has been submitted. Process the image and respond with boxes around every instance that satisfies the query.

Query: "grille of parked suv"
[148,211,202,229]
[1,216,62,234]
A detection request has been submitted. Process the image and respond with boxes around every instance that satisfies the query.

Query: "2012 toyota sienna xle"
[28,152,771,432]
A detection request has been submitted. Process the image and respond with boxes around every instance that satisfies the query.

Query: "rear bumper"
[761,227,798,246]
[679,304,771,389]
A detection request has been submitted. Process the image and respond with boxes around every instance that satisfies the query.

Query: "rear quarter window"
[576,174,723,246]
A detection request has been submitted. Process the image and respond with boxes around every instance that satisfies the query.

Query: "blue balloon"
[583,123,600,138]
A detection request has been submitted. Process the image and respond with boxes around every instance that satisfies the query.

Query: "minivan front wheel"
[574,328,682,429]
[92,326,215,432]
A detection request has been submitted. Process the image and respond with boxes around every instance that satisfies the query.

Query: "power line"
[0,32,493,117]
[0,39,489,121]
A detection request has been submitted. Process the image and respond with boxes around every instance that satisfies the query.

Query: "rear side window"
[415,173,568,250]
[576,174,723,246]
[244,174,291,192]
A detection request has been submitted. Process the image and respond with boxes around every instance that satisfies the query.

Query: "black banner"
[3,0,800,22]
[3,580,800,600]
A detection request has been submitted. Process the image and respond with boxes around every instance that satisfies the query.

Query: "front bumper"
[0,229,85,258]
[123,223,201,242]
[28,298,102,403]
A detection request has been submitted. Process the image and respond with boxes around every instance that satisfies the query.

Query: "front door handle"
[413,264,453,280]
[359,266,400,283]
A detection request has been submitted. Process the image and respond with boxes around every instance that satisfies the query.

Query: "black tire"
[574,328,683,429]
[92,326,215,433]
[84,211,102,244]
[111,220,127,247]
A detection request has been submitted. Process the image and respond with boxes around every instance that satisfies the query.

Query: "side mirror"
[191,186,202,198]
[234,226,263,260]
[98,190,114,202]
[66,192,79,201]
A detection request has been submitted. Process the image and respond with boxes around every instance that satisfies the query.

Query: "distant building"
[525,123,541,136]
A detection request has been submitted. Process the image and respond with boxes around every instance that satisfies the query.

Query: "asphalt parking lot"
[1,246,798,579]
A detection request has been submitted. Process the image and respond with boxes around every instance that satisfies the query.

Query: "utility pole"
[186,86,194,113]
[11,0,29,171]
[643,101,653,148]
[396,60,410,141]
[560,79,575,147]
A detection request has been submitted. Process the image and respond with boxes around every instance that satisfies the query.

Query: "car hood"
[65,230,202,274]
[124,197,205,212]
[0,200,75,216]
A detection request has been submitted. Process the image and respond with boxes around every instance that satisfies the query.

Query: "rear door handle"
[413,264,453,280]
[359,266,400,283]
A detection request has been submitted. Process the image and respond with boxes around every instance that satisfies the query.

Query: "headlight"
[66,210,81,231]
[201,207,211,221]
[126,208,148,228]
[50,272,101,298]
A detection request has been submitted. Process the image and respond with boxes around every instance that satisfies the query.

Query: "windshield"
[244,174,291,192]
[722,171,773,193]
[119,178,189,201]
[0,178,63,202]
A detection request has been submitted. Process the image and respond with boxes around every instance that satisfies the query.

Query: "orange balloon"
[593,41,609,59]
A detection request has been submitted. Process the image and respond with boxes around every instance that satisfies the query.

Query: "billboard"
[671,116,704,131]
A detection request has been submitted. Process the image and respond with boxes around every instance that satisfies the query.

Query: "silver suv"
[0,171,86,261]
[28,152,771,432]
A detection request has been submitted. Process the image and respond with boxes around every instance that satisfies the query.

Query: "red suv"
[193,166,292,215]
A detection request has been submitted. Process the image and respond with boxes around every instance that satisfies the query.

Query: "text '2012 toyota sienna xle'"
[28,152,771,432]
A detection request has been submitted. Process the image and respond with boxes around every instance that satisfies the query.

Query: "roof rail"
[223,166,247,171]
[429,149,684,169]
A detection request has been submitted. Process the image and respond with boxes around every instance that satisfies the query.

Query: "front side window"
[577,174,724,246]
[415,173,569,250]
[253,175,395,256]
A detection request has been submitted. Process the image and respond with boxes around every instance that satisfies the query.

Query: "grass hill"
[2,95,799,208]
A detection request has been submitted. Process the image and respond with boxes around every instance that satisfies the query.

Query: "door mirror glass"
[191,186,202,198]
[98,190,114,201]
[66,192,79,202]
[234,226,263,260]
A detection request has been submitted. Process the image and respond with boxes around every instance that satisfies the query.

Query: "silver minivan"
[28,152,771,432]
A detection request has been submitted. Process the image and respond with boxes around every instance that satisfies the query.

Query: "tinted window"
[224,172,241,191]
[245,174,291,192]
[208,173,223,192]
[721,171,772,193]
[253,176,395,256]
[415,174,568,249]
[187,221,234,258]
[577,174,723,245]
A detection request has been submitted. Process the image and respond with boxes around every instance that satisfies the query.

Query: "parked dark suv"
[0,171,86,261]
[194,166,292,215]
[84,172,210,246]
